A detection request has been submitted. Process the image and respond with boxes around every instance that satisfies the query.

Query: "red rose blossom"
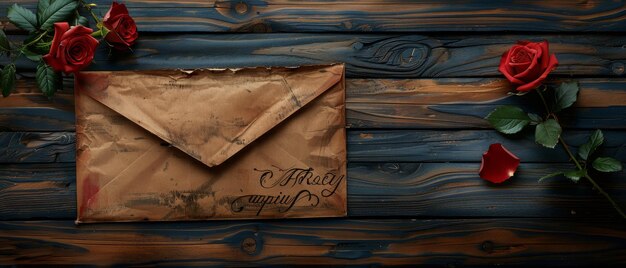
[43,22,99,73]
[479,143,520,183]
[498,40,558,92]
[103,2,138,50]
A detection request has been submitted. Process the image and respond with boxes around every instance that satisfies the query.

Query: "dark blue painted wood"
[2,77,625,131]
[2,130,625,164]
[2,162,625,220]
[4,34,626,78]
[2,219,626,266]
[3,0,626,32]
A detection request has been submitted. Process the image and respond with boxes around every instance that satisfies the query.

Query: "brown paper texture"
[75,64,346,223]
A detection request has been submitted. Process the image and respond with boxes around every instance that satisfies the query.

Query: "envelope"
[74,64,346,223]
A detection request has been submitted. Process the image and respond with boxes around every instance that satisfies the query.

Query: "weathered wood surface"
[4,34,626,78]
[2,1,626,266]
[2,219,626,266]
[3,0,626,33]
[2,163,625,220]
[2,77,625,131]
[2,130,625,164]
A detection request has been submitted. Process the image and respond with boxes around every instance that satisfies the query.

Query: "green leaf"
[485,105,531,134]
[564,169,586,183]
[36,61,60,97]
[527,113,542,125]
[578,129,604,161]
[0,30,10,53]
[592,157,623,173]
[38,0,78,30]
[553,81,579,112]
[22,47,43,61]
[535,119,562,148]
[538,172,563,182]
[7,4,38,32]
[76,15,89,26]
[37,0,53,23]
[1,64,17,97]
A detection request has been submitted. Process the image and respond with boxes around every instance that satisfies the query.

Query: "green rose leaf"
[36,61,61,97]
[22,47,43,62]
[527,113,542,125]
[76,15,89,26]
[578,129,604,161]
[0,30,10,53]
[38,0,78,30]
[535,119,561,148]
[1,64,17,97]
[553,81,579,112]
[538,172,563,182]
[37,0,53,23]
[7,4,38,32]
[485,105,531,134]
[564,169,586,183]
[592,157,623,173]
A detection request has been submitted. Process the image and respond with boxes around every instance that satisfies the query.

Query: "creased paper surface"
[75,64,346,223]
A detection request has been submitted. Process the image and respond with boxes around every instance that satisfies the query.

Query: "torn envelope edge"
[75,64,345,169]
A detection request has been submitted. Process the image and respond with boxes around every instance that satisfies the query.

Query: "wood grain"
[1,130,624,164]
[4,34,626,78]
[2,219,626,266]
[1,77,625,131]
[0,132,75,163]
[3,1,626,32]
[0,163,75,220]
[2,163,625,220]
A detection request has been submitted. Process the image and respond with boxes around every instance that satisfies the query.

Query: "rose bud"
[43,22,99,73]
[479,143,521,183]
[498,40,558,92]
[103,2,138,50]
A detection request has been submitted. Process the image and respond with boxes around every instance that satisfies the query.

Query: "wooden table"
[1,0,626,266]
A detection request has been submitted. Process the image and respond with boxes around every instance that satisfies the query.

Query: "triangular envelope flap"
[75,64,344,167]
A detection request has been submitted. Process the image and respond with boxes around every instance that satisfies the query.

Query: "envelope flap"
[75,64,344,167]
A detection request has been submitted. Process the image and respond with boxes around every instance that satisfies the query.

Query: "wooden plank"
[5,34,626,78]
[2,163,625,220]
[2,77,625,131]
[2,219,626,266]
[0,163,75,220]
[1,130,624,164]
[347,130,626,163]
[3,1,626,32]
[0,132,75,163]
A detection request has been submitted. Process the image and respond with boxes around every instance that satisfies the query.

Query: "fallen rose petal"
[479,143,521,183]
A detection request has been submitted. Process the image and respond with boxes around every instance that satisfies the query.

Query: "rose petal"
[537,41,551,70]
[43,22,71,72]
[479,143,520,183]
[103,2,130,24]
[516,54,558,92]
[498,51,526,85]
[103,2,137,50]
[512,46,542,81]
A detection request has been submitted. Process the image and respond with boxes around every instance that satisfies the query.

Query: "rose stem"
[536,88,626,219]
[79,0,102,24]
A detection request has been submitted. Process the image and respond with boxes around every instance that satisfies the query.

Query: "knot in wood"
[611,62,625,75]
[241,237,257,255]
[235,2,248,14]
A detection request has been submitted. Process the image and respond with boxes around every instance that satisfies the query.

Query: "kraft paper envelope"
[74,64,346,223]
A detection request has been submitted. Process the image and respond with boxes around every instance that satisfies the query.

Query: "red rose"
[479,143,520,183]
[43,22,99,73]
[498,40,558,92]
[103,2,138,50]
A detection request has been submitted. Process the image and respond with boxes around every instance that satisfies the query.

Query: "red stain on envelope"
[80,174,100,215]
